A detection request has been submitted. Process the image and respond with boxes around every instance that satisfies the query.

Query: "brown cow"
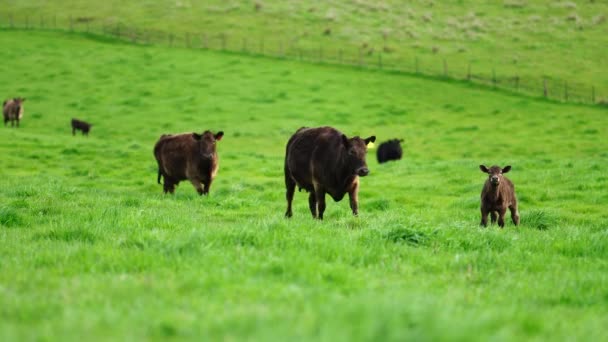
[284,126,376,219]
[154,130,224,195]
[71,118,92,136]
[479,164,520,228]
[3,97,25,127]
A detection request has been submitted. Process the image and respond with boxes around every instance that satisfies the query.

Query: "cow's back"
[285,126,342,190]
[155,134,194,180]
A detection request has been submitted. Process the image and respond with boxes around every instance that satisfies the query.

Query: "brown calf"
[154,130,224,195]
[479,165,520,228]
[3,97,25,127]
[71,118,92,136]
[284,126,376,219]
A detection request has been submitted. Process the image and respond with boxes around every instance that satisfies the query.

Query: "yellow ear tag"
[367,141,375,149]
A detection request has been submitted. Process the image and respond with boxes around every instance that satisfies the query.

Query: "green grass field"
[1,27,607,340]
[2,1,608,97]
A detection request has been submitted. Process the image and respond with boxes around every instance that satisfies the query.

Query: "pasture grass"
[1,1,608,94]
[1,30,607,340]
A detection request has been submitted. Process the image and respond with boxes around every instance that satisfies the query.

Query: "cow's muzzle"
[357,167,370,177]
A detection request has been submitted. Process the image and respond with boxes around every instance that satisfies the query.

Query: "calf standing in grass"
[154,130,224,195]
[284,126,376,219]
[71,118,92,136]
[479,165,520,228]
[3,97,25,127]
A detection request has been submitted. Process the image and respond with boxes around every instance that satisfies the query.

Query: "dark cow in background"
[479,164,520,228]
[71,118,92,136]
[376,138,403,163]
[3,97,25,127]
[154,130,224,195]
[284,126,376,219]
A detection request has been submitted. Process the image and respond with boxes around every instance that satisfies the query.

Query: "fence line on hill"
[1,13,604,106]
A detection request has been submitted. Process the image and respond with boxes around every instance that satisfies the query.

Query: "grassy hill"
[2,0,608,100]
[1,29,607,340]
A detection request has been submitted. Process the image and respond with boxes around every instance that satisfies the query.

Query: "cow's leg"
[480,207,489,227]
[510,204,520,226]
[490,211,497,224]
[308,191,317,218]
[348,181,360,216]
[163,178,176,194]
[497,207,507,228]
[315,188,327,220]
[202,179,212,195]
[190,179,204,195]
[285,174,296,218]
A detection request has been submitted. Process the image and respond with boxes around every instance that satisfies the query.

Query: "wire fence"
[2,13,605,106]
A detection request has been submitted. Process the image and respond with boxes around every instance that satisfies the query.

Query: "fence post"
[543,78,548,98]
[564,81,568,102]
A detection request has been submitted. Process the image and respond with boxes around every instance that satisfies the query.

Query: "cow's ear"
[502,165,511,174]
[192,133,202,140]
[364,136,376,145]
[341,134,349,146]
[479,165,489,173]
[215,131,224,141]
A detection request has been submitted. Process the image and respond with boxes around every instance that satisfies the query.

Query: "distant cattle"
[71,118,92,136]
[284,126,376,219]
[3,97,25,127]
[479,164,520,228]
[376,138,403,163]
[154,130,224,195]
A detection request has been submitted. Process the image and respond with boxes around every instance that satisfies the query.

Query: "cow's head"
[193,130,223,158]
[342,134,376,176]
[480,164,511,187]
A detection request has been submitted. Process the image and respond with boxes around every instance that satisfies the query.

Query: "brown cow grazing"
[479,165,520,228]
[71,118,92,136]
[284,126,376,219]
[3,97,25,127]
[154,130,224,195]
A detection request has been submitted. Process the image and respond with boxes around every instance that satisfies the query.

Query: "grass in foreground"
[0,30,607,340]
